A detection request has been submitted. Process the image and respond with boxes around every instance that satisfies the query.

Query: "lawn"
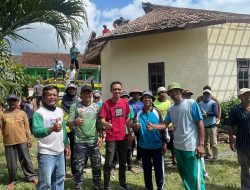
[0,136,241,190]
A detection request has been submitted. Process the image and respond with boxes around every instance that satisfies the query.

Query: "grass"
[0,136,241,190]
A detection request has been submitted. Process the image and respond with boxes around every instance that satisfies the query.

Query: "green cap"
[167,82,183,92]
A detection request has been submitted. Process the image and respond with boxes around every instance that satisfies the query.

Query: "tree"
[0,0,88,46]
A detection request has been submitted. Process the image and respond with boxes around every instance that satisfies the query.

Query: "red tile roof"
[14,52,100,69]
[95,3,250,42]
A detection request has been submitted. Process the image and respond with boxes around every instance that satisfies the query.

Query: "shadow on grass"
[65,177,145,190]
[206,183,239,190]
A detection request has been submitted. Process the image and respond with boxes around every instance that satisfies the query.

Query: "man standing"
[229,88,250,189]
[33,80,44,109]
[53,59,66,79]
[0,94,37,190]
[154,87,171,118]
[68,85,103,190]
[135,91,167,190]
[70,42,80,70]
[33,85,70,190]
[198,89,218,161]
[151,82,205,190]
[22,96,35,134]
[100,81,132,190]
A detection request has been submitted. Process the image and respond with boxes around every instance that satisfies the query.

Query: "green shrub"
[220,96,240,126]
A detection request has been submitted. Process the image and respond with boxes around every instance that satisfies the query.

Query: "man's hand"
[147,122,154,131]
[75,117,84,126]
[97,137,103,148]
[65,146,71,157]
[195,145,204,158]
[104,122,112,130]
[50,122,62,133]
[133,122,141,132]
[27,140,32,148]
[162,143,167,155]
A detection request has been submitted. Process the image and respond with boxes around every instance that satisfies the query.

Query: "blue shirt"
[137,108,163,149]
[199,100,218,127]
[165,99,203,151]
[129,99,144,115]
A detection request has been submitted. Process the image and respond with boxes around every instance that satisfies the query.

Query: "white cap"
[239,88,250,96]
[203,89,212,95]
[156,87,167,95]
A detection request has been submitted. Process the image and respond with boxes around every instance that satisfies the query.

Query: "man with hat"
[0,94,37,190]
[93,92,102,107]
[134,90,167,190]
[100,81,132,190]
[150,82,205,190]
[154,87,171,118]
[229,88,250,189]
[182,89,194,99]
[58,83,78,177]
[198,88,219,161]
[68,85,103,190]
[129,88,144,163]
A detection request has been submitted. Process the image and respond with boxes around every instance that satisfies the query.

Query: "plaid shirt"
[0,109,31,146]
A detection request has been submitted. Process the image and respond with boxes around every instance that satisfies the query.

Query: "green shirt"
[68,101,101,144]
[70,47,79,60]
[153,99,171,118]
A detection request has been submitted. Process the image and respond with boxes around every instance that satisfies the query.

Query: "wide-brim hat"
[7,94,19,101]
[129,88,142,97]
[167,82,183,93]
[182,89,194,96]
[238,88,250,97]
[121,90,130,98]
[65,83,77,92]
[156,87,167,95]
[140,90,155,102]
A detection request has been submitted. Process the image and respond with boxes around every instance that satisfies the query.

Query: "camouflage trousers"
[74,142,101,190]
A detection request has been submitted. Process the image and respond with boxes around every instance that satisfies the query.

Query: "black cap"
[81,85,93,92]
[7,94,19,101]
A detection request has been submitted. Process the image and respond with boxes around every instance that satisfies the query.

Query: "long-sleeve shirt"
[0,109,31,146]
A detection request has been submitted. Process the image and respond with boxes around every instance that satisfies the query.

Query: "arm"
[206,102,218,117]
[195,120,205,158]
[32,112,51,138]
[228,107,236,151]
[100,117,112,129]
[62,119,69,146]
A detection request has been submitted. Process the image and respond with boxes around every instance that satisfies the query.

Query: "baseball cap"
[81,85,93,92]
[182,89,194,96]
[7,94,19,101]
[238,88,250,97]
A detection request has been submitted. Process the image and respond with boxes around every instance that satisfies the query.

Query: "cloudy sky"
[10,0,250,55]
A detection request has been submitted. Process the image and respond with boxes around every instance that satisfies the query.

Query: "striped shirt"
[229,104,250,150]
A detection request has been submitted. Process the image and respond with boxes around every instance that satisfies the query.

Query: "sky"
[10,0,250,55]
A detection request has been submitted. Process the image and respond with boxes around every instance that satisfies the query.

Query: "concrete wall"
[101,23,250,102]
[101,28,208,101]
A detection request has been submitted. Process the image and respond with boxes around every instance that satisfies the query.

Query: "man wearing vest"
[198,89,219,161]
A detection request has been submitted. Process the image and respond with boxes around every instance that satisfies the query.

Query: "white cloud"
[10,0,250,55]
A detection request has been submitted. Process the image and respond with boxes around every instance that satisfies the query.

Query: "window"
[148,62,165,94]
[237,58,250,90]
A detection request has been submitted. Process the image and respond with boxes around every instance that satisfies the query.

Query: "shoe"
[119,184,131,190]
[31,177,38,185]
[204,156,211,160]
[111,169,115,179]
[128,167,137,174]
[6,182,16,190]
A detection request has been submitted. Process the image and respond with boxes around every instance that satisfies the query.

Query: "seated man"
[53,59,66,79]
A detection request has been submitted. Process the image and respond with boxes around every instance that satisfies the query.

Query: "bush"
[220,96,240,126]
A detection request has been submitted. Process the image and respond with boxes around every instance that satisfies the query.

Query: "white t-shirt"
[66,69,76,81]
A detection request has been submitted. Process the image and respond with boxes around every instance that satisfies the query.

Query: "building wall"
[101,28,208,101]
[208,23,250,101]
[101,23,250,102]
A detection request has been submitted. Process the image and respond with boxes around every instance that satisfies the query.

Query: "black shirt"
[229,104,250,150]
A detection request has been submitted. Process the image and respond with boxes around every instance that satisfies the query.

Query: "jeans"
[38,152,65,190]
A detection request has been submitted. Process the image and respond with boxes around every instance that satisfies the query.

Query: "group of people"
[0,80,249,190]
[53,42,79,81]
